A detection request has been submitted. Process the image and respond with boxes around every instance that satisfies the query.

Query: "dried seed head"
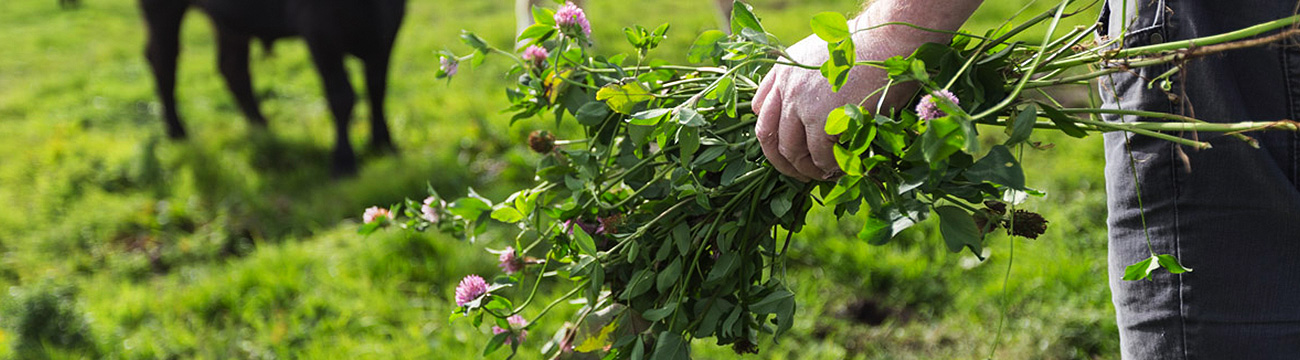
[528,130,556,153]
[732,340,759,355]
[1007,210,1048,239]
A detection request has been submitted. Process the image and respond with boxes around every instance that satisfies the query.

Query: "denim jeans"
[1099,0,1300,358]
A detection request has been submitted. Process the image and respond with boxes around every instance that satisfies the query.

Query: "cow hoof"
[331,154,359,178]
[365,141,399,157]
[330,163,358,178]
[165,126,188,140]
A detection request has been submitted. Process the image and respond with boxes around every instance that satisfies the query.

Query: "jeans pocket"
[1096,0,1169,50]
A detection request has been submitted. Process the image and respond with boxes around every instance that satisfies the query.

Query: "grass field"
[0,0,1116,358]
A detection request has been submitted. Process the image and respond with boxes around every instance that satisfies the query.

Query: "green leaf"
[687,30,727,63]
[641,303,678,322]
[483,295,513,313]
[705,252,739,284]
[484,332,510,356]
[587,264,605,305]
[597,82,653,115]
[652,23,671,39]
[673,108,707,127]
[909,58,931,84]
[651,331,689,360]
[448,197,491,219]
[1039,104,1088,138]
[672,222,691,254]
[823,175,861,205]
[629,124,656,147]
[459,31,490,52]
[704,77,732,101]
[1122,254,1194,282]
[857,214,892,245]
[1156,254,1193,274]
[849,121,877,154]
[810,12,850,42]
[624,26,647,48]
[357,221,382,235]
[832,144,863,176]
[575,101,609,126]
[884,56,910,76]
[729,1,764,36]
[631,337,646,360]
[750,288,794,313]
[819,39,856,92]
[1122,256,1159,281]
[572,225,598,255]
[490,207,525,223]
[622,269,655,300]
[920,116,964,164]
[965,145,1026,189]
[692,146,727,167]
[531,5,556,26]
[656,258,682,293]
[629,108,671,126]
[1006,103,1037,145]
[750,288,796,338]
[676,126,700,165]
[859,204,923,245]
[824,106,852,135]
[517,23,556,45]
[770,192,793,217]
[936,206,983,255]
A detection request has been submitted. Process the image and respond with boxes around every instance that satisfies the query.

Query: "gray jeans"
[1100,0,1300,358]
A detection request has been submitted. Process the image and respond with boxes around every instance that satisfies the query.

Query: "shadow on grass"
[129,128,507,262]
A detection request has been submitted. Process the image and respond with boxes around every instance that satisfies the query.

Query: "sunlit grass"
[0,0,1113,358]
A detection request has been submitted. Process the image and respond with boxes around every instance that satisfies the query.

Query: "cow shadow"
[135,132,481,258]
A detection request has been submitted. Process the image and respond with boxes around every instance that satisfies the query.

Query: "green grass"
[0,0,1114,358]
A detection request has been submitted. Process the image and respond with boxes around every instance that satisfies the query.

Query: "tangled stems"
[1041,14,1300,72]
[369,1,1300,358]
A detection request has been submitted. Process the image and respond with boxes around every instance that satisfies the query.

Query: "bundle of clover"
[358,1,1300,358]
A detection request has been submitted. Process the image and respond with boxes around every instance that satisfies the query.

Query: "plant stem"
[532,280,588,321]
[970,0,1070,120]
[1042,15,1300,71]
[512,252,551,315]
[1063,116,1214,149]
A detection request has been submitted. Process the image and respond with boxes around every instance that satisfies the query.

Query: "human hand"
[752,34,915,182]
[751,0,981,182]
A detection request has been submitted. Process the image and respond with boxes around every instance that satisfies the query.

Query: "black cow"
[139,0,406,175]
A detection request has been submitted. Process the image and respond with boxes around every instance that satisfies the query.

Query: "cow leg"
[140,0,188,138]
[216,29,268,128]
[362,52,395,154]
[306,46,358,176]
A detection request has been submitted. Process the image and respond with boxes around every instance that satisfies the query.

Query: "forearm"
[852,0,984,54]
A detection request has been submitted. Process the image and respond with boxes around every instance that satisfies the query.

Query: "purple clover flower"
[595,215,620,235]
[499,246,524,275]
[362,206,390,224]
[491,315,529,345]
[916,89,959,121]
[522,45,549,68]
[564,219,599,236]
[440,56,459,78]
[454,274,488,307]
[554,2,592,39]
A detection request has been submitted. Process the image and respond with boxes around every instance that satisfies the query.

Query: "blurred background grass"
[0,0,1113,358]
